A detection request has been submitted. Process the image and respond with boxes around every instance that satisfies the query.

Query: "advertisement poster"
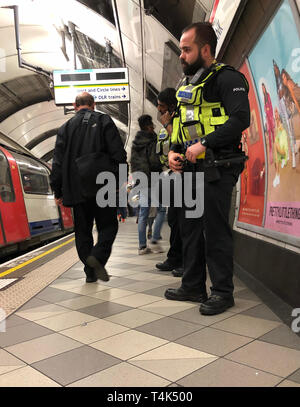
[238,61,266,226]
[209,0,242,57]
[248,0,300,239]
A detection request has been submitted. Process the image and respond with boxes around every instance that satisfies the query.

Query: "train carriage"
[0,137,73,257]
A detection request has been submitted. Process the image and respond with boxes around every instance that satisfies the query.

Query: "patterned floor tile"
[175,326,253,356]
[211,314,282,338]
[139,299,198,316]
[136,316,203,341]
[177,358,282,387]
[129,342,218,382]
[5,333,82,364]
[60,318,128,344]
[258,325,300,350]
[90,330,168,360]
[0,349,26,376]
[68,362,170,387]
[226,340,300,377]
[55,296,104,310]
[104,309,164,328]
[110,293,162,307]
[77,301,132,319]
[0,365,61,387]
[32,346,121,386]
[0,321,54,348]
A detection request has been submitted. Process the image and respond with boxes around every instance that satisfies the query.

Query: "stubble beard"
[181,52,206,76]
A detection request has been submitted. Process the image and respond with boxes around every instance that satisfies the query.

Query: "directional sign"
[53,68,130,105]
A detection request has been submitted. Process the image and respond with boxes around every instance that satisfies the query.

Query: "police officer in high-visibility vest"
[164,22,250,315]
[155,88,183,277]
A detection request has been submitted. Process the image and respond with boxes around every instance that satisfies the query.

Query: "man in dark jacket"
[131,114,166,254]
[50,92,127,282]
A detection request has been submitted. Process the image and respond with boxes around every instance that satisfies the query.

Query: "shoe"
[164,287,208,303]
[86,256,110,282]
[156,259,179,271]
[200,295,235,315]
[84,266,97,283]
[138,246,151,255]
[149,241,164,253]
[172,267,184,277]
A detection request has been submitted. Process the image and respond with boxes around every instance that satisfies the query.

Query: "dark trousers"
[180,165,240,298]
[73,199,118,267]
[166,206,183,267]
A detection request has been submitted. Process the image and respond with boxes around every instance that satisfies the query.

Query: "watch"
[163,122,171,129]
[200,137,208,147]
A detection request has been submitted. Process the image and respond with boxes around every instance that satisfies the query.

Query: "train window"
[13,153,52,195]
[146,81,159,106]
[0,150,15,202]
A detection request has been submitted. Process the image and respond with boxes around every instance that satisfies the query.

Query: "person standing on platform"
[155,88,184,277]
[164,22,250,315]
[131,114,166,255]
[50,92,127,283]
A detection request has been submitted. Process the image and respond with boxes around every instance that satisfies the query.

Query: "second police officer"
[155,88,184,277]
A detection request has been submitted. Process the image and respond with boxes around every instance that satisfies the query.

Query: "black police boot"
[200,295,235,315]
[165,287,208,303]
[172,267,184,277]
[156,259,179,271]
[84,265,97,283]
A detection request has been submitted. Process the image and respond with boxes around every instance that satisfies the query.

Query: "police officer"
[164,22,250,315]
[155,88,183,277]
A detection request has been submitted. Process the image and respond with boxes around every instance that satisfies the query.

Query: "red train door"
[0,147,30,245]
[59,205,74,229]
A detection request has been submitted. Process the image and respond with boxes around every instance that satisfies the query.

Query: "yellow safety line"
[0,237,75,278]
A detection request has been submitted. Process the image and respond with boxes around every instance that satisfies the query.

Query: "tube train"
[0,132,74,258]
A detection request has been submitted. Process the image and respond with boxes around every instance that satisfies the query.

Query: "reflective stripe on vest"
[156,128,170,165]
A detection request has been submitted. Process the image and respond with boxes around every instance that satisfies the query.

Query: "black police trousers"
[166,206,183,267]
[73,199,118,267]
[180,164,241,298]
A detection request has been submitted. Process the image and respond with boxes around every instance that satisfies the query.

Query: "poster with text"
[248,0,300,239]
[238,61,266,226]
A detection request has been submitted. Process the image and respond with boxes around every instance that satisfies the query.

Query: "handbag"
[75,111,118,198]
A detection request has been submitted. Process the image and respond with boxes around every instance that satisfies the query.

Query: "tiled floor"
[1,218,300,387]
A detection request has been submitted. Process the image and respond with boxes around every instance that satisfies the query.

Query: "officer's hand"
[160,111,173,126]
[168,152,184,173]
[55,197,63,206]
[186,142,206,163]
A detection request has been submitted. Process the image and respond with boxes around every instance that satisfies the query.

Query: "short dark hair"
[182,22,217,56]
[138,114,153,131]
[157,88,177,108]
[75,92,95,107]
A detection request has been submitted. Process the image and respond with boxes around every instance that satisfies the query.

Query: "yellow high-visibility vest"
[172,63,230,159]
[156,127,170,165]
